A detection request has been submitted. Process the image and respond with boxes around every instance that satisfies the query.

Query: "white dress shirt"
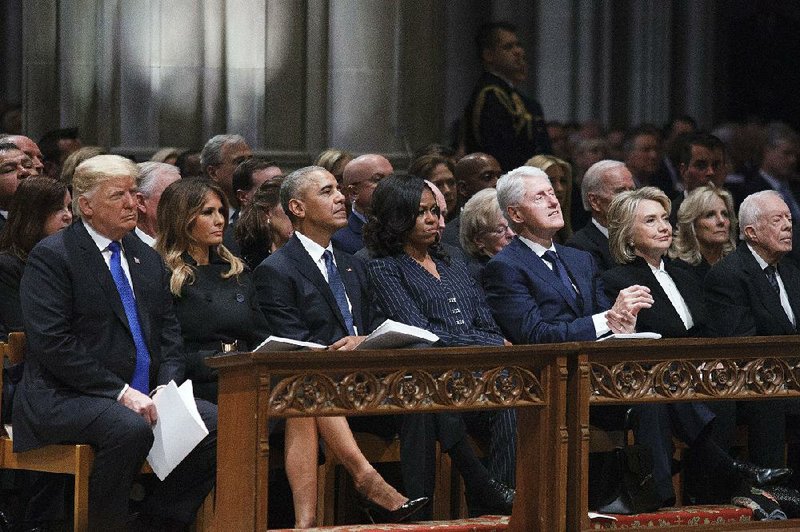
[649,260,694,331]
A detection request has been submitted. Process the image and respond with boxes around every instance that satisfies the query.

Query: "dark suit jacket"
[254,234,382,344]
[602,257,710,338]
[0,252,25,339]
[14,221,185,451]
[331,212,365,255]
[705,243,800,337]
[484,237,610,344]
[565,221,615,272]
[440,214,462,250]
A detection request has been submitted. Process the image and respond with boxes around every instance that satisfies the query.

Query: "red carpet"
[271,515,509,531]
[589,505,752,528]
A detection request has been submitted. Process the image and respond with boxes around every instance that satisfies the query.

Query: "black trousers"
[79,398,217,530]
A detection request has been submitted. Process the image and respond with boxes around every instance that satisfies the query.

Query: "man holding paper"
[254,166,427,527]
[14,155,217,530]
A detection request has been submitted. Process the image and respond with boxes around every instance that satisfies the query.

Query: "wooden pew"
[206,343,569,531]
[567,336,800,531]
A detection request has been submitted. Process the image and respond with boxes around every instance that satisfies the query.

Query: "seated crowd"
[0,114,800,531]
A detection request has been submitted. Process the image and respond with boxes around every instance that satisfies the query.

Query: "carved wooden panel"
[589,357,800,402]
[268,366,544,416]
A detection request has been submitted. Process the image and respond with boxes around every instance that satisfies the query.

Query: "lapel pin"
[134,257,141,264]
[346,267,353,272]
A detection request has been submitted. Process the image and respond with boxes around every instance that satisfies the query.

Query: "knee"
[117,414,154,454]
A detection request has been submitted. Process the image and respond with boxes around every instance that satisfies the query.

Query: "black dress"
[173,251,270,403]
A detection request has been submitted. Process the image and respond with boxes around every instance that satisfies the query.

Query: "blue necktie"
[108,241,150,394]
[323,250,355,336]
[543,250,577,302]
[764,265,780,295]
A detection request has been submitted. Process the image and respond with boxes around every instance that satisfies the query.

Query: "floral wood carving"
[590,357,800,401]
[268,366,544,415]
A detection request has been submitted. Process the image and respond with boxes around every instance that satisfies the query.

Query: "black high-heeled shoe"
[360,496,429,524]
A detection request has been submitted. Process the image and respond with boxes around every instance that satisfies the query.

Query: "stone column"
[327,0,402,154]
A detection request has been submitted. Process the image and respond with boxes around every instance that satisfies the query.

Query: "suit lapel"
[511,239,580,314]
[286,236,349,333]
[740,246,796,333]
[72,222,130,332]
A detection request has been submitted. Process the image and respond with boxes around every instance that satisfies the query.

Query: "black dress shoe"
[731,460,793,487]
[361,496,429,524]
[469,479,515,516]
[763,485,800,518]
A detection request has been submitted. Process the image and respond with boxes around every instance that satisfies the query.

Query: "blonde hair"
[72,154,135,217]
[155,178,244,296]
[459,188,502,258]
[607,187,671,264]
[669,186,737,265]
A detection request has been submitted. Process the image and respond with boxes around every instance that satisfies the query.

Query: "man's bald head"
[454,152,502,203]
[343,154,393,214]
[1,134,43,176]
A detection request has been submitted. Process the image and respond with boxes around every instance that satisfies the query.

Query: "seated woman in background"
[408,154,458,221]
[0,177,72,530]
[156,178,271,403]
[526,154,574,242]
[601,186,790,505]
[669,185,738,283]
[458,188,515,285]
[234,177,293,270]
[364,175,515,518]
[157,178,421,528]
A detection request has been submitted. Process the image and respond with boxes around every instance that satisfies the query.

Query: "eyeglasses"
[485,223,512,237]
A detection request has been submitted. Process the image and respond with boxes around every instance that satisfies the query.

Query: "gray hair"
[496,166,549,228]
[137,161,179,197]
[200,134,247,172]
[581,160,626,211]
[459,188,501,258]
[739,190,784,241]
[280,165,328,223]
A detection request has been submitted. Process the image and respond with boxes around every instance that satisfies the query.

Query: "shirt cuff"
[116,383,129,401]
[592,312,611,338]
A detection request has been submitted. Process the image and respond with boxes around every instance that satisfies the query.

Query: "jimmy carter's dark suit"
[14,221,217,529]
[565,221,616,273]
[602,257,716,500]
[331,211,366,255]
[705,243,800,467]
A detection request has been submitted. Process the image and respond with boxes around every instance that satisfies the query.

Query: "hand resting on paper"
[119,387,158,426]
[328,335,367,351]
